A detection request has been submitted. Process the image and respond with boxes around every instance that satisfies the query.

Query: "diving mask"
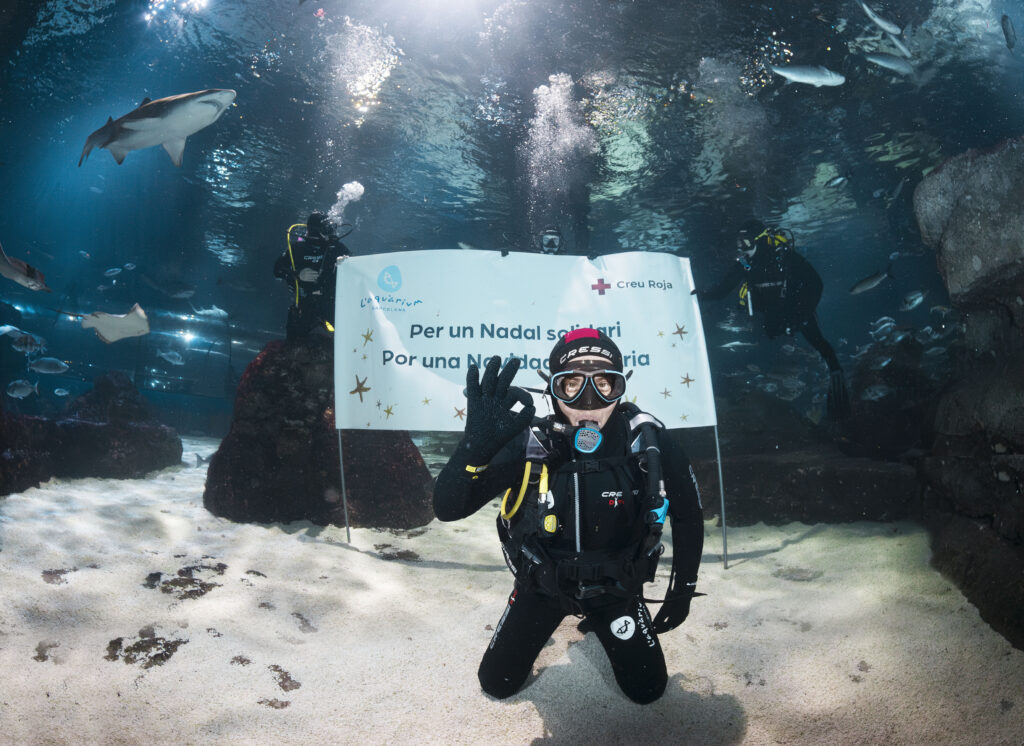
[550,362,627,410]
[540,226,562,254]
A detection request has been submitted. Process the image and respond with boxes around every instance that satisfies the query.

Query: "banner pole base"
[337,429,351,544]
[713,425,728,569]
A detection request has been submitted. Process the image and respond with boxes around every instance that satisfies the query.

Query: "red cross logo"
[591,278,611,295]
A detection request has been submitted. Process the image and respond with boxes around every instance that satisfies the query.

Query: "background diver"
[273,211,351,340]
[693,219,851,420]
[433,328,704,704]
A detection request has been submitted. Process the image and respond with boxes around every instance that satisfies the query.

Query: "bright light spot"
[181,331,195,343]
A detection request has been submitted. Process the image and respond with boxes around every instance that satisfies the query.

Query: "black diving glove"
[652,587,695,634]
[459,355,536,467]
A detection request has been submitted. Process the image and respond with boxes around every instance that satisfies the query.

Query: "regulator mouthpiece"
[573,421,602,453]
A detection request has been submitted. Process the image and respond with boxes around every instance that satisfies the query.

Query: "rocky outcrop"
[1,371,182,495]
[203,336,434,529]
[914,135,1024,650]
[914,135,1024,307]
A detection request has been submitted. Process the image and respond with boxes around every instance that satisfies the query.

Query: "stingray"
[77,303,151,343]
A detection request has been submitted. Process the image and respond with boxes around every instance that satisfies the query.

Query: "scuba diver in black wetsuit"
[433,328,704,704]
[273,211,351,340]
[693,219,851,420]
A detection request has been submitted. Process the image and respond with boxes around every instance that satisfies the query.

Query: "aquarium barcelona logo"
[590,277,674,296]
[359,264,425,312]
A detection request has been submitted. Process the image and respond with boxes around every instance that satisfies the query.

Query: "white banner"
[333,250,716,431]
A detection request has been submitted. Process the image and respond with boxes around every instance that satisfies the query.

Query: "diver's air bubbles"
[521,73,598,236]
[329,182,365,226]
[327,18,402,127]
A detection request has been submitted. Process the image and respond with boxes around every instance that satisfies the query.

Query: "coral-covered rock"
[203,336,434,529]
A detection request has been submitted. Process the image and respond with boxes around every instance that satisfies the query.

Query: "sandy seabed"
[1,436,1022,745]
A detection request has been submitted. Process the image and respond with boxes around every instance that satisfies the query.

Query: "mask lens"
[555,373,585,400]
[551,370,626,405]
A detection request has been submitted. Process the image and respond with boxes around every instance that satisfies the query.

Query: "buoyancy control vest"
[496,404,668,612]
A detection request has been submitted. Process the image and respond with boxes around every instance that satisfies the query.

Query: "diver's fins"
[827,369,852,421]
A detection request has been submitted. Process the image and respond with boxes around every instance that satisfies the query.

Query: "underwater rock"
[914,135,1024,307]
[203,335,434,529]
[1,371,182,495]
[671,390,920,525]
[914,139,1024,651]
[692,447,919,526]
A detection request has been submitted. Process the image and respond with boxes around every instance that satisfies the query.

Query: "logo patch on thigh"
[610,615,635,640]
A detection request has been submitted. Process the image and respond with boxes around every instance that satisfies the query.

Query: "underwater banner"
[334,250,716,431]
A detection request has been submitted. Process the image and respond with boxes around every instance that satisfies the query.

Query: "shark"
[80,303,151,343]
[0,240,52,292]
[770,65,845,87]
[79,88,237,167]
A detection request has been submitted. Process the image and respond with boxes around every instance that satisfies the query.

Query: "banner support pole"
[337,430,352,544]
[713,425,728,569]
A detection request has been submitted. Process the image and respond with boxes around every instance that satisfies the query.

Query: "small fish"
[123,262,136,271]
[721,341,756,349]
[54,388,70,397]
[888,250,918,261]
[861,384,892,401]
[27,357,70,374]
[104,267,123,277]
[870,322,896,340]
[900,290,926,311]
[79,250,91,259]
[6,379,38,399]
[887,177,908,206]
[887,32,912,59]
[1002,14,1016,51]
[760,382,779,393]
[870,356,893,370]
[717,323,746,333]
[770,65,846,87]
[850,264,892,294]
[781,344,797,354]
[871,315,896,328]
[11,333,46,355]
[930,305,952,317]
[826,174,849,188]
[866,53,913,76]
[157,350,185,366]
[858,0,901,35]
[924,346,946,357]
